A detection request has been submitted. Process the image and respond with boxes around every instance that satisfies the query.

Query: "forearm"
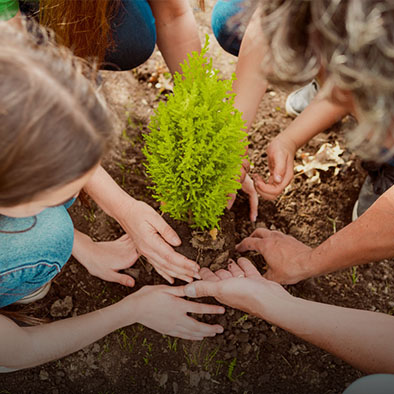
[308,185,394,276]
[233,9,268,131]
[281,93,349,149]
[83,165,134,222]
[0,301,133,369]
[150,0,200,75]
[262,294,394,373]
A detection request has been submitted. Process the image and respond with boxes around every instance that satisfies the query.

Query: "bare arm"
[280,92,350,149]
[308,184,394,276]
[185,259,394,373]
[237,184,394,283]
[148,0,201,74]
[279,295,394,373]
[0,300,132,369]
[232,8,268,132]
[0,285,224,369]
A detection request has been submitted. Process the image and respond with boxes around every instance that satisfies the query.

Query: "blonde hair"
[254,0,394,160]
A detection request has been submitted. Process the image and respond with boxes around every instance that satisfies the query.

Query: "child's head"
[256,0,394,159]
[0,23,113,217]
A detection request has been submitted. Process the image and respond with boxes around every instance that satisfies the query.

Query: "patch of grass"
[350,266,359,285]
[83,207,96,224]
[98,338,110,360]
[234,313,248,326]
[117,328,134,353]
[166,336,178,352]
[182,341,225,376]
[142,338,153,365]
[227,357,245,382]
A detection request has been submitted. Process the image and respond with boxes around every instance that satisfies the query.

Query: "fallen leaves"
[294,142,351,185]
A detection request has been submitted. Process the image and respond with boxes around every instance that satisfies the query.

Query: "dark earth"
[1,2,393,393]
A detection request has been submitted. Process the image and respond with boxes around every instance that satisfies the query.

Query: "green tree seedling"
[143,37,247,230]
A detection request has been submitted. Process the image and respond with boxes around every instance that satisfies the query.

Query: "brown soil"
[2,2,394,394]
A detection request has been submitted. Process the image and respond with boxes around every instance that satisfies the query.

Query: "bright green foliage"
[143,37,247,230]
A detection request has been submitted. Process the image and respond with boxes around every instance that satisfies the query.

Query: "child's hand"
[72,231,139,287]
[253,135,297,200]
[129,285,224,340]
[118,199,200,284]
[227,159,259,222]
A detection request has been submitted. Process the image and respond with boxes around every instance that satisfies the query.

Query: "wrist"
[117,294,139,327]
[112,191,138,225]
[253,282,297,324]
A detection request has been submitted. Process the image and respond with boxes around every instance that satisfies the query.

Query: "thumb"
[269,150,287,184]
[112,272,135,287]
[184,280,219,298]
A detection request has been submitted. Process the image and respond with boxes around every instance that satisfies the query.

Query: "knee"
[211,0,245,56]
[104,0,157,70]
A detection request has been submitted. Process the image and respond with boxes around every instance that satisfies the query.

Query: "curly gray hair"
[246,0,394,159]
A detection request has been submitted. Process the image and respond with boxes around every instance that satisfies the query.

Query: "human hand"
[236,228,313,284]
[118,199,200,284]
[227,159,259,222]
[129,285,225,340]
[254,135,297,200]
[73,232,139,287]
[184,258,292,321]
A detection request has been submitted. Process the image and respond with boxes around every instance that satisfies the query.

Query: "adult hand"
[227,159,259,222]
[184,258,292,321]
[236,228,314,284]
[118,199,200,284]
[130,285,225,340]
[254,135,296,200]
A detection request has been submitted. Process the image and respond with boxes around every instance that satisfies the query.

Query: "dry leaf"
[294,142,348,185]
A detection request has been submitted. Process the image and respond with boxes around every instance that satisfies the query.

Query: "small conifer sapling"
[143,37,247,231]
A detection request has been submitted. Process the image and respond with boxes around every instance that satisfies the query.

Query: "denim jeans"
[104,0,156,70]
[0,200,75,307]
[211,0,255,56]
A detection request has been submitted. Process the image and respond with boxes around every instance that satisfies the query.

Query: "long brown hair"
[39,0,121,64]
[0,21,113,207]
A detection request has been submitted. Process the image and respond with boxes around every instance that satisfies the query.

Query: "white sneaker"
[285,79,319,117]
[14,282,51,305]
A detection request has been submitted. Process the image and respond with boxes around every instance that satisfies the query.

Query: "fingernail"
[194,273,201,280]
[274,174,282,183]
[252,214,257,222]
[172,238,181,246]
[184,284,196,297]
[217,326,224,333]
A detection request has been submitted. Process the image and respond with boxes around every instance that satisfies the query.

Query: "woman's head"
[0,23,113,214]
[255,0,394,159]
